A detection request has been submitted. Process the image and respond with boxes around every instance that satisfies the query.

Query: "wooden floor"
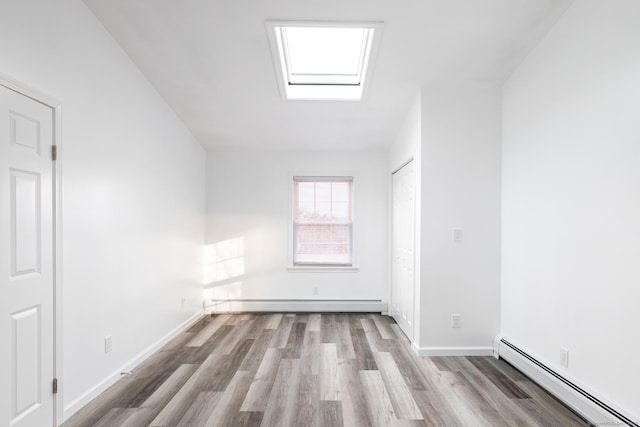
[62,313,588,427]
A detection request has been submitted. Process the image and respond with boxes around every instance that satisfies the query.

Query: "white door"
[0,85,55,427]
[391,160,415,340]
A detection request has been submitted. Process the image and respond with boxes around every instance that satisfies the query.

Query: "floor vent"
[499,338,638,427]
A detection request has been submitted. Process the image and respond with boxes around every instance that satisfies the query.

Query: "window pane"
[296,181,315,220]
[298,182,315,202]
[297,200,314,219]
[332,182,349,202]
[316,201,331,218]
[284,27,366,76]
[294,223,352,265]
[331,201,349,220]
[316,182,330,201]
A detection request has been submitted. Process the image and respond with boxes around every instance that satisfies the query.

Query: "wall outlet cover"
[452,228,463,243]
[452,314,461,328]
[560,347,569,368]
[104,335,112,354]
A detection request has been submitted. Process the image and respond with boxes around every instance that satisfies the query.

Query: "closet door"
[391,160,415,340]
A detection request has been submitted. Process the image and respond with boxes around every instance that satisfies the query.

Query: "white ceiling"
[84,0,572,151]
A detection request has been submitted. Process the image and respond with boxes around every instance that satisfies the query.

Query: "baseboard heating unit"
[207,299,386,313]
[496,338,638,427]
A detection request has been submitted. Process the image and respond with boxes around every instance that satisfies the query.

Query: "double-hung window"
[293,177,353,266]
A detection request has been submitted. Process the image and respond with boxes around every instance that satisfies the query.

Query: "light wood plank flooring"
[62,313,589,427]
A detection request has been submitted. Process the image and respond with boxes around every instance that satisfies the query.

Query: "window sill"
[286,265,360,273]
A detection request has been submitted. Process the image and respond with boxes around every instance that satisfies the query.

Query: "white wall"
[205,150,388,308]
[502,0,640,418]
[390,93,422,173]
[419,85,502,353]
[0,0,206,420]
[389,93,422,344]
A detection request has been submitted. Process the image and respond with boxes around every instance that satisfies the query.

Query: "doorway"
[0,81,59,427]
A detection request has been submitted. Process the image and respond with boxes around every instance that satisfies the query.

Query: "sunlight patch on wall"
[204,281,243,303]
[204,237,245,284]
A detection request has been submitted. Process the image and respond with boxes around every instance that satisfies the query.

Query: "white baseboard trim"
[206,299,386,313]
[496,336,639,427]
[62,311,203,422]
[411,341,420,355]
[411,346,494,357]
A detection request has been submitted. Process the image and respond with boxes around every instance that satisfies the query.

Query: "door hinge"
[52,378,58,394]
[51,145,57,161]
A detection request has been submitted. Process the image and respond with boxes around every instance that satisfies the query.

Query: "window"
[281,27,372,86]
[293,177,353,266]
[266,21,383,101]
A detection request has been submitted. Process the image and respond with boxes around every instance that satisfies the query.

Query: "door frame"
[1,72,64,426]
[390,157,416,341]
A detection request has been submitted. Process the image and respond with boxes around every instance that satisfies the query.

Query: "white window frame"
[287,174,359,272]
[265,20,384,101]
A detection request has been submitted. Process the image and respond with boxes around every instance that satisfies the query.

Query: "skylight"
[266,21,383,101]
[283,27,370,85]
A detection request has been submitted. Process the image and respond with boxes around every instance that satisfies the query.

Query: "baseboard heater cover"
[207,299,386,313]
[497,338,638,427]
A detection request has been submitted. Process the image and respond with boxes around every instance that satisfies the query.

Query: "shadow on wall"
[204,237,245,307]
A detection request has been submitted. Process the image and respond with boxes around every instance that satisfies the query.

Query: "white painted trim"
[62,312,203,422]
[497,337,639,427]
[412,346,494,357]
[53,100,64,427]
[207,299,386,313]
[493,334,503,359]
[0,73,65,426]
[411,341,421,355]
[0,72,62,107]
[286,265,360,273]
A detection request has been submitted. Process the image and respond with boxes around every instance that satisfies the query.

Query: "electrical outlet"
[451,314,461,328]
[560,347,569,368]
[313,286,319,295]
[452,228,463,243]
[181,297,187,308]
[104,335,112,354]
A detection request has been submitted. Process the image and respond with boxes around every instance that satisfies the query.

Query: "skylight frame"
[266,20,384,101]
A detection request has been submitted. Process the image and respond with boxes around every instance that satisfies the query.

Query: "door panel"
[11,306,41,422]
[1,84,55,427]
[11,170,41,278]
[391,161,415,341]
[10,111,41,155]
